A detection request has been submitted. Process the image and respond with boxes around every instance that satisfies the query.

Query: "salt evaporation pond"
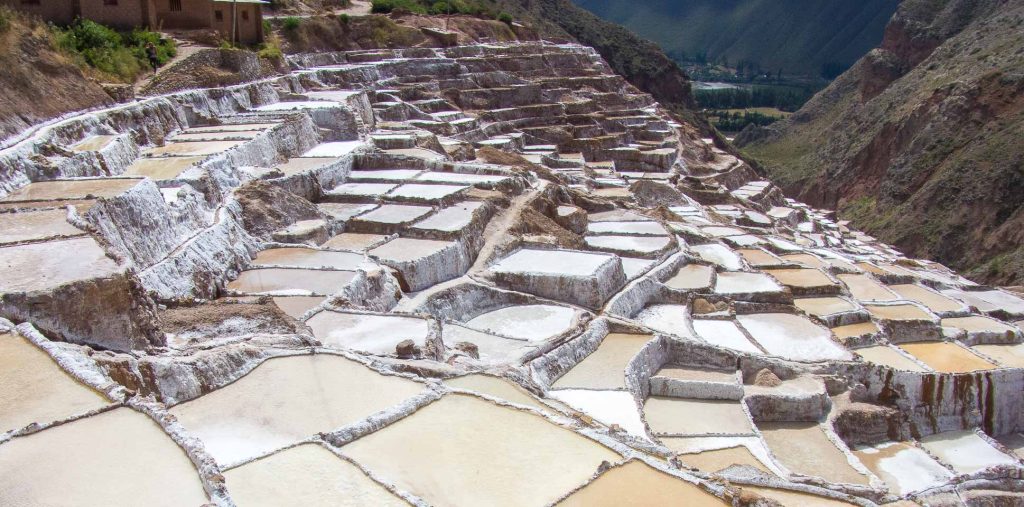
[550,389,650,439]
[635,304,695,339]
[662,436,778,475]
[794,297,858,318]
[445,374,547,411]
[465,304,577,341]
[736,313,852,361]
[764,268,837,289]
[831,321,880,341]
[224,444,407,506]
[919,430,1018,474]
[552,333,652,389]
[692,319,762,354]
[226,268,356,296]
[643,397,753,436]
[252,247,364,270]
[586,221,667,235]
[972,343,1024,368]
[555,460,725,506]
[898,342,996,373]
[739,486,857,507]
[271,295,325,319]
[306,311,430,355]
[890,284,965,313]
[691,244,743,270]
[169,354,424,465]
[942,316,1018,335]
[758,422,869,485]
[0,209,84,245]
[714,272,782,295]
[838,274,899,302]
[585,235,671,254]
[0,408,209,506]
[664,264,714,290]
[865,303,934,321]
[854,346,928,372]
[442,324,535,364]
[852,441,952,495]
[0,333,109,433]
[340,394,620,507]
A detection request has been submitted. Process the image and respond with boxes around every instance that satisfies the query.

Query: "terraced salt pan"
[586,221,667,236]
[252,247,364,270]
[0,407,209,506]
[758,422,869,485]
[664,264,714,290]
[972,343,1024,368]
[172,130,263,141]
[737,248,784,267]
[368,237,452,262]
[123,156,205,179]
[942,316,1018,334]
[552,334,652,389]
[0,209,83,245]
[661,436,778,475]
[635,304,695,340]
[490,248,612,276]
[302,141,363,157]
[739,486,857,507]
[656,365,737,383]
[550,389,650,439]
[444,374,547,411]
[942,289,1024,316]
[340,394,620,507]
[387,183,468,202]
[414,172,509,185]
[255,100,343,111]
[353,204,432,225]
[464,304,577,341]
[307,311,429,355]
[643,397,753,436]
[170,354,424,465]
[273,157,341,176]
[838,274,899,302]
[348,169,422,181]
[318,203,378,221]
[714,272,783,295]
[865,303,934,321]
[692,319,762,354]
[764,268,837,289]
[0,237,121,293]
[442,325,534,364]
[854,346,928,372]
[898,342,996,373]
[145,140,245,156]
[186,123,278,133]
[736,313,852,361]
[0,333,109,433]
[919,430,1018,474]
[831,321,880,340]
[620,257,657,278]
[70,134,118,151]
[271,296,325,319]
[556,460,725,506]
[411,202,483,232]
[852,441,952,495]
[585,235,671,254]
[690,243,743,270]
[226,268,356,296]
[0,178,141,202]
[224,444,406,507]
[890,284,966,313]
[794,297,857,317]
[323,233,388,251]
[703,226,745,237]
[780,253,827,269]
[327,183,398,199]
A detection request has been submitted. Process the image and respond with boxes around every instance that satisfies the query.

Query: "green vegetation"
[282,16,302,31]
[52,19,176,82]
[371,0,501,17]
[0,7,10,33]
[695,85,815,112]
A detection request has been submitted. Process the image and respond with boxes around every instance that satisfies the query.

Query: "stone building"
[2,0,266,43]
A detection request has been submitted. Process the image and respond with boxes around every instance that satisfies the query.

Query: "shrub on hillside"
[371,0,427,14]
[52,19,176,82]
[282,16,302,31]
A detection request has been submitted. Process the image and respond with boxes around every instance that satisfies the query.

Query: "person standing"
[145,42,160,73]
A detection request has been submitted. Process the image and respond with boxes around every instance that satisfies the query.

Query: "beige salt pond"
[556,460,726,506]
[941,316,1019,335]
[758,422,869,485]
[340,394,620,507]
[252,247,364,270]
[123,156,205,179]
[170,354,424,465]
[144,140,246,156]
[971,343,1024,367]
[838,274,899,302]
[552,333,652,389]
[854,346,928,372]
[794,297,858,318]
[0,178,141,202]
[270,295,325,319]
[70,134,118,152]
[643,397,753,436]
[890,284,966,313]
[852,441,952,495]
[865,303,934,321]
[444,374,547,411]
[224,444,406,507]
[664,264,714,290]
[0,209,84,245]
[0,333,110,433]
[764,268,837,289]
[737,248,784,267]
[780,253,828,269]
[0,407,208,506]
[322,232,388,251]
[738,486,857,507]
[831,321,880,340]
[226,268,356,296]
[0,237,121,293]
[306,311,430,355]
[898,342,997,373]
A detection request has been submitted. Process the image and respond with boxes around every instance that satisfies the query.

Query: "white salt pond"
[252,247,364,270]
[327,183,397,199]
[550,389,650,440]
[0,333,109,433]
[412,202,483,232]
[919,430,1018,474]
[464,304,577,341]
[352,204,432,225]
[387,183,468,202]
[661,436,780,476]
[635,304,695,340]
[586,221,667,236]
[490,248,614,276]
[340,394,620,507]
[348,169,422,181]
[714,272,783,295]
[170,354,424,465]
[442,324,535,364]
[555,460,726,506]
[0,237,121,293]
[307,311,430,355]
[552,333,652,389]
[0,407,209,506]
[224,444,407,506]
[585,235,671,254]
[692,319,763,354]
[664,264,714,290]
[737,313,852,361]
[226,268,356,296]
[852,441,952,495]
[942,289,1024,315]
[691,244,743,270]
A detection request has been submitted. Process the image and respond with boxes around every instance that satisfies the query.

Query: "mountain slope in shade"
[573,0,898,76]
[739,0,1024,285]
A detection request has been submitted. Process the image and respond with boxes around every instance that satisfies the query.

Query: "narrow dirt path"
[134,39,209,95]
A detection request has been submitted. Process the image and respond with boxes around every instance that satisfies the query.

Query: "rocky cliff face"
[739,0,1024,285]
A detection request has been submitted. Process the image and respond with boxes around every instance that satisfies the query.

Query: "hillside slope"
[0,9,112,144]
[573,0,898,77]
[739,0,1024,284]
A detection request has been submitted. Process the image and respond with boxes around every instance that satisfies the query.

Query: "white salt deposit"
[301,141,363,157]
[465,304,577,341]
[691,244,743,270]
[919,430,1018,474]
[307,311,430,355]
[490,249,613,276]
[853,441,953,495]
[714,272,783,295]
[549,389,651,440]
[737,314,852,361]
[635,304,695,339]
[692,320,762,354]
